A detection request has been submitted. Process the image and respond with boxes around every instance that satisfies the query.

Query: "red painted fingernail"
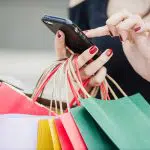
[134,26,141,32]
[106,49,113,57]
[57,31,61,38]
[109,31,113,36]
[89,46,98,54]
[119,35,123,42]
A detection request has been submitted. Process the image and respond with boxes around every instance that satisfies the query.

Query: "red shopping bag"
[60,113,87,150]
[0,82,52,115]
[54,118,73,150]
[0,64,60,115]
[0,62,60,116]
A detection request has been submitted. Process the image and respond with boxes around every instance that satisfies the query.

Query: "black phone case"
[42,15,93,54]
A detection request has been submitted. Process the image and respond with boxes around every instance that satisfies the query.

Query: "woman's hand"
[55,30,113,89]
[84,10,150,82]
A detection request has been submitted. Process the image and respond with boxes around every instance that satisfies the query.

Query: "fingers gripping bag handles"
[31,51,109,114]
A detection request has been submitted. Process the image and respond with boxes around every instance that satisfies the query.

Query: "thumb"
[55,30,67,60]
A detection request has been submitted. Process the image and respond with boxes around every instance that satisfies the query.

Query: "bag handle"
[70,55,111,100]
[68,55,127,100]
[68,55,109,99]
[31,64,61,102]
[32,61,61,99]
[65,55,109,107]
[106,74,127,98]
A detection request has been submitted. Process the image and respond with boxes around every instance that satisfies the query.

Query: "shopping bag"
[129,93,150,118]
[0,114,52,149]
[0,77,57,115]
[0,117,38,149]
[49,118,61,150]
[71,106,117,150]
[54,118,73,150]
[37,120,53,150]
[81,94,150,149]
[60,112,87,150]
[0,114,53,119]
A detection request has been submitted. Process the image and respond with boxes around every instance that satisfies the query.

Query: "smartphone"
[41,15,95,55]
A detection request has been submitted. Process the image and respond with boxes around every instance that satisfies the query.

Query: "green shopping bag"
[129,93,150,118]
[71,107,118,150]
[81,93,150,149]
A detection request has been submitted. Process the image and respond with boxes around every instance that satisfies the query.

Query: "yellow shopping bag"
[37,120,53,150]
[49,118,61,150]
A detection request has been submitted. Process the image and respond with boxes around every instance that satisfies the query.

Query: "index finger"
[83,25,110,38]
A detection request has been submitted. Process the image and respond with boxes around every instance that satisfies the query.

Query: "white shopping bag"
[0,115,52,150]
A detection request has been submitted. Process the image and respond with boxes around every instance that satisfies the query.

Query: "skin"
[68,0,150,82]
[107,0,150,18]
[55,30,113,88]
[85,9,150,82]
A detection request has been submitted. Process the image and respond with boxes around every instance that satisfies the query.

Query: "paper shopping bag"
[0,114,53,149]
[37,120,53,150]
[81,94,150,149]
[0,117,38,149]
[60,113,87,150]
[0,82,55,115]
[49,118,61,150]
[71,107,117,150]
[129,93,150,118]
[54,118,74,150]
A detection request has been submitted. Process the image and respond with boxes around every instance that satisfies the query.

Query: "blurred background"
[0,0,68,93]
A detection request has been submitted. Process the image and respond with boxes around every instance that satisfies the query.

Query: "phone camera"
[75,27,79,33]
[45,21,53,25]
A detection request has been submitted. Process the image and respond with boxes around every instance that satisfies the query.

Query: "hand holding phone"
[42,15,94,55]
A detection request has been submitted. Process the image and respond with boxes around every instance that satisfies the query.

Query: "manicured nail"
[89,46,98,54]
[106,49,113,57]
[109,31,113,36]
[119,35,123,42]
[134,26,141,32]
[57,31,61,38]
